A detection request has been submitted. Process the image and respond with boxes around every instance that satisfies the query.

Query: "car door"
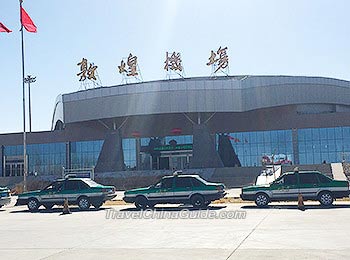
[61,180,83,202]
[173,177,193,201]
[40,181,64,204]
[149,177,174,203]
[298,173,320,199]
[270,174,299,200]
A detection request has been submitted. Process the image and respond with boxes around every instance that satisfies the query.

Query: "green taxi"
[241,170,350,207]
[123,173,226,209]
[16,177,117,212]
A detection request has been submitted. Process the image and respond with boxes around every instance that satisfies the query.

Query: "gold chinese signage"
[77,58,98,81]
[118,53,139,77]
[76,47,232,84]
[206,46,229,73]
[164,51,183,72]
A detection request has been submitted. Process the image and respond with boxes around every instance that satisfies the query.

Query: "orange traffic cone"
[298,193,305,211]
[62,198,71,214]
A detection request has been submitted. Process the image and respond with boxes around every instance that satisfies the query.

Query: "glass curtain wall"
[70,140,103,169]
[3,143,66,176]
[218,130,293,167]
[122,138,137,169]
[298,127,350,164]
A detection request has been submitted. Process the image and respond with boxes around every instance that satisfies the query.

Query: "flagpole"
[20,0,27,192]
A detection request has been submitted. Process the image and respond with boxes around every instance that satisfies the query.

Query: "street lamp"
[24,75,36,133]
[22,75,36,191]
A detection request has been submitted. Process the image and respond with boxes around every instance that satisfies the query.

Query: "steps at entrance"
[331,163,347,181]
[209,167,262,188]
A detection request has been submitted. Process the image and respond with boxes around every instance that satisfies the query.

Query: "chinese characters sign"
[118,53,139,77]
[206,46,229,74]
[164,52,183,72]
[76,47,232,87]
[77,58,98,81]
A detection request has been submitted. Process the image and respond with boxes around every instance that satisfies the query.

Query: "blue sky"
[1,0,350,134]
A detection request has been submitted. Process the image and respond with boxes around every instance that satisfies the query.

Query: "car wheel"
[43,203,54,210]
[78,196,91,210]
[319,192,334,206]
[27,198,40,212]
[191,194,205,209]
[255,193,269,207]
[135,196,148,210]
[92,202,103,209]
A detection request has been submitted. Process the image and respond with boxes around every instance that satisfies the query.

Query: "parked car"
[0,187,11,208]
[123,173,226,209]
[241,170,350,207]
[16,177,117,212]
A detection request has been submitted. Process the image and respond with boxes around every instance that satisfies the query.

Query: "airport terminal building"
[1,75,350,178]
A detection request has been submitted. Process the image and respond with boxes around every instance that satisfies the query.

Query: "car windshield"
[82,179,100,187]
[43,184,54,190]
[43,181,63,191]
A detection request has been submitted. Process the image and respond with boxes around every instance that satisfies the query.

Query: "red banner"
[0,22,12,33]
[21,7,37,33]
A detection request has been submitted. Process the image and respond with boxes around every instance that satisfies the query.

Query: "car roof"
[162,174,200,179]
[284,171,322,175]
[55,177,89,182]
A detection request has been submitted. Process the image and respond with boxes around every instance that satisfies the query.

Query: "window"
[52,181,63,192]
[64,180,81,191]
[175,177,192,188]
[317,174,331,183]
[191,178,204,187]
[299,173,319,184]
[71,140,103,169]
[4,142,66,176]
[161,177,173,188]
[283,174,297,185]
[220,129,293,167]
[122,138,136,169]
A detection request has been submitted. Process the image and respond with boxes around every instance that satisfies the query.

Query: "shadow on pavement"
[9,206,112,214]
[241,204,350,210]
[120,205,227,212]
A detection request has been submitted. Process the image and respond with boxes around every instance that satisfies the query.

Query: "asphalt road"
[1,201,350,260]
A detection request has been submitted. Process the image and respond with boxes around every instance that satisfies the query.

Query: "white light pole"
[24,75,36,132]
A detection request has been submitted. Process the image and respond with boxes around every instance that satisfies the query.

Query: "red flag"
[0,22,12,33]
[21,7,37,33]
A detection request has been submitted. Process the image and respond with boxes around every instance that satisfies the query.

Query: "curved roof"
[52,75,350,129]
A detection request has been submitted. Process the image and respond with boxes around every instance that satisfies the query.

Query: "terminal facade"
[1,75,350,177]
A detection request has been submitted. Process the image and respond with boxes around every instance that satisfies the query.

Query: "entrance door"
[158,151,192,170]
[159,157,169,170]
[169,156,187,170]
[4,156,24,177]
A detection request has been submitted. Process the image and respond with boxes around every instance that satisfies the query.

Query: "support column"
[292,128,299,165]
[136,138,141,170]
[95,130,125,172]
[66,142,71,169]
[190,124,224,168]
[0,146,4,177]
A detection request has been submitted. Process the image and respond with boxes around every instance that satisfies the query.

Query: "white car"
[0,187,11,208]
